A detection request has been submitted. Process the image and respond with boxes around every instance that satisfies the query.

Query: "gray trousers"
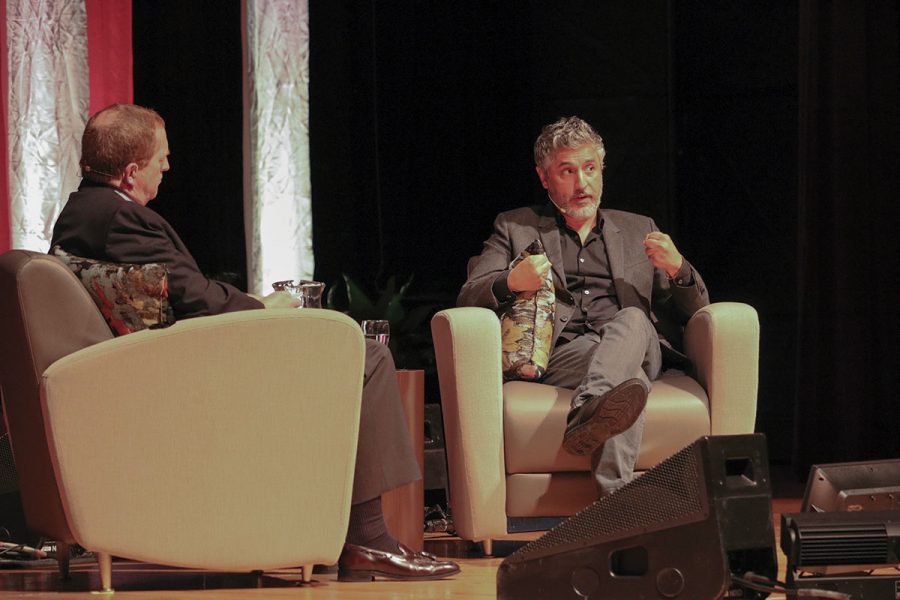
[352,339,422,503]
[541,307,662,495]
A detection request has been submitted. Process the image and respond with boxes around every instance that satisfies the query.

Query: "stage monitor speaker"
[497,434,777,600]
[423,403,448,493]
[0,432,18,495]
[0,432,32,545]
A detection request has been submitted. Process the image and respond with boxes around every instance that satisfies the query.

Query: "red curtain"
[86,0,133,114]
[1,0,10,253]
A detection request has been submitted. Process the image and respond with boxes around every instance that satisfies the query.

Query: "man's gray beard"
[547,193,600,220]
[558,203,599,220]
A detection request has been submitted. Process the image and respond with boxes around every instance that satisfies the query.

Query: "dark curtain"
[133,1,246,286]
[794,0,900,472]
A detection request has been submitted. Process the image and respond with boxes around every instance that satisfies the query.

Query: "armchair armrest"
[431,307,508,542]
[683,302,760,435]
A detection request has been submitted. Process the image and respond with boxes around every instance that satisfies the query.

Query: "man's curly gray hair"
[533,116,605,170]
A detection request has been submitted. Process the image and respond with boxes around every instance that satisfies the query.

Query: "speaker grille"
[0,433,19,495]
[507,440,707,560]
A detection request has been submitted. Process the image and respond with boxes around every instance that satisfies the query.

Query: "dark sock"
[345,496,400,554]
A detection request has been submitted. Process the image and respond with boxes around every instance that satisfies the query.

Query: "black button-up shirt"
[558,216,619,342]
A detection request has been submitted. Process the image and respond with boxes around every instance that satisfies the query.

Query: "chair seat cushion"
[503,374,711,474]
[506,472,598,517]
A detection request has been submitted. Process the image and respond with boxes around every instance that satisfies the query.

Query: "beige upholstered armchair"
[0,250,366,590]
[431,302,759,554]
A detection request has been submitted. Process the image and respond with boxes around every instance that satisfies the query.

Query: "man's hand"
[508,254,552,292]
[643,231,684,278]
[260,290,302,309]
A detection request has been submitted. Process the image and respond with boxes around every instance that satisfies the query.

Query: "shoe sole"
[337,566,461,582]
[562,381,648,456]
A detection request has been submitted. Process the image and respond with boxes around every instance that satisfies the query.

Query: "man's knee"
[365,337,391,359]
[613,306,652,331]
[364,338,395,379]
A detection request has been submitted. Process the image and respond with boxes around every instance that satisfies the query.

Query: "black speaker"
[0,433,18,496]
[423,403,448,493]
[0,431,32,545]
[497,434,777,600]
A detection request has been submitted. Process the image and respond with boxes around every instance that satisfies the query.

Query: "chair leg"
[97,551,113,593]
[301,564,313,583]
[56,541,70,579]
[482,539,493,556]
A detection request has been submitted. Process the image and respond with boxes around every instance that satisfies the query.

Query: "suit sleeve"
[647,218,710,324]
[457,213,517,310]
[105,204,264,319]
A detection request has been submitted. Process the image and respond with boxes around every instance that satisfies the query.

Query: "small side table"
[382,369,425,551]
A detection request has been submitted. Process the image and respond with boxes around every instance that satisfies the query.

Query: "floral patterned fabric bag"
[500,239,555,380]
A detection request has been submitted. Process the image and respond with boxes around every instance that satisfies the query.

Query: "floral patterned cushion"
[51,246,174,336]
[500,239,555,380]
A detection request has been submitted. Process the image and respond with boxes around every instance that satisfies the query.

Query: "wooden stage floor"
[0,498,812,599]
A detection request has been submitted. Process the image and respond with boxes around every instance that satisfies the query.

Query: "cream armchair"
[431,303,759,553]
[0,250,366,590]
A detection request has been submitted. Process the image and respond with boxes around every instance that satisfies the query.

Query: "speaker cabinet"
[424,403,448,493]
[0,432,18,495]
[0,432,31,544]
[497,434,777,599]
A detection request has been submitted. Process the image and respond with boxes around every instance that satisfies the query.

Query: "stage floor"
[0,498,809,599]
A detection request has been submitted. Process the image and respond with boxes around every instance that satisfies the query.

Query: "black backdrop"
[132,1,900,472]
[794,1,900,471]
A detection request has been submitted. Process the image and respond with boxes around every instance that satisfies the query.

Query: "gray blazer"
[458,203,710,363]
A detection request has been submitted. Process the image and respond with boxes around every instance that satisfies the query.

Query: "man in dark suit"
[459,116,709,496]
[51,104,459,581]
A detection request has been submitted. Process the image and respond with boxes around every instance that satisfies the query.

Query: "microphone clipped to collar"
[81,164,117,179]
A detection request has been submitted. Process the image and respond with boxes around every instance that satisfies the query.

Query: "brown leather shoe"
[337,543,461,582]
[397,542,439,562]
[562,378,648,456]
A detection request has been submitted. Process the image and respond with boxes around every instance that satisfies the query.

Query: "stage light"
[781,458,900,597]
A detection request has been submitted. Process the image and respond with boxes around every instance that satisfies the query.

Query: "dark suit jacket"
[458,203,710,363]
[50,181,263,319]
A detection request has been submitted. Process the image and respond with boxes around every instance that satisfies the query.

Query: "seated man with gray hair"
[458,115,709,497]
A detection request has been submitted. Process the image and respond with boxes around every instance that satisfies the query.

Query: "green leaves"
[325,273,438,370]
[328,273,413,324]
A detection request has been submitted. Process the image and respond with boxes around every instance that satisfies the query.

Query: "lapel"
[600,210,627,304]
[536,209,566,292]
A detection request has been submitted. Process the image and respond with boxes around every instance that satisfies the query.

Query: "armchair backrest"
[0,250,112,540]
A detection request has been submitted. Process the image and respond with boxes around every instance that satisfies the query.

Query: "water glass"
[297,281,325,308]
[271,279,325,308]
[361,319,390,345]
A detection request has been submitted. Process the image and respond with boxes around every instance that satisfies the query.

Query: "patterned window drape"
[5,0,90,252]
[243,0,313,295]
[1,0,131,254]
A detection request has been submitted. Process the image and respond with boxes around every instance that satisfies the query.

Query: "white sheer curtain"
[242,0,313,295]
[6,0,89,251]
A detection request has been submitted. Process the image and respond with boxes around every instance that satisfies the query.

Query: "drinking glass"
[297,281,325,308]
[361,319,390,345]
[271,280,294,293]
[271,279,325,308]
